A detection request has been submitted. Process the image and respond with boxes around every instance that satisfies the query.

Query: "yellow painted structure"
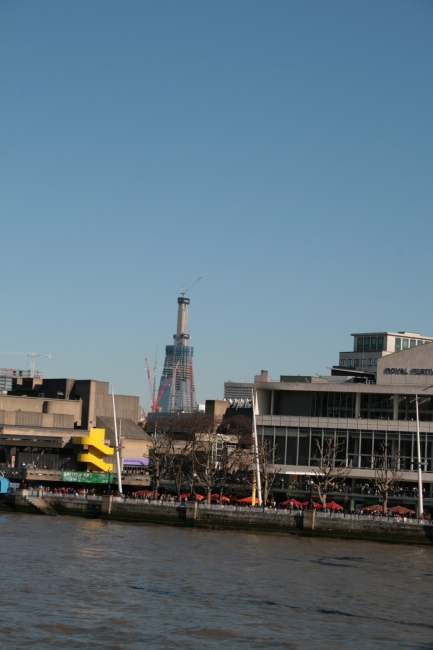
[72,427,114,472]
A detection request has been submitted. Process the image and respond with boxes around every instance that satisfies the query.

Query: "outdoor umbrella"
[389,505,415,515]
[210,494,230,502]
[325,501,343,510]
[237,496,255,504]
[281,499,302,506]
[179,492,205,500]
[299,500,322,509]
[362,504,383,512]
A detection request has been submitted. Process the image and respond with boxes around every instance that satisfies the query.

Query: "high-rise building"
[157,294,197,412]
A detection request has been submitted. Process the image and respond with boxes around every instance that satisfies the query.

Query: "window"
[395,338,401,352]
[418,340,424,346]
[410,339,416,348]
[357,338,363,352]
[398,395,433,422]
[374,359,377,366]
[310,393,356,418]
[354,359,360,367]
[275,436,285,464]
[403,339,409,349]
[347,359,353,367]
[298,430,309,465]
[286,429,297,465]
[364,337,370,352]
[378,337,384,351]
[361,359,366,367]
[360,393,394,419]
[341,359,346,366]
[371,337,377,352]
[368,359,373,366]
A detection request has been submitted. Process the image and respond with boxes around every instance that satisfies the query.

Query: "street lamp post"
[415,384,433,518]
[415,395,424,518]
[251,390,263,507]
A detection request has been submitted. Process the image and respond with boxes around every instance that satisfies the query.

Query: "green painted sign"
[61,471,113,484]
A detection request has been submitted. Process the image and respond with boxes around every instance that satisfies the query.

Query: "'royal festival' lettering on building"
[383,368,433,375]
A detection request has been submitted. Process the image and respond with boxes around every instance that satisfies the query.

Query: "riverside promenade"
[2,489,433,546]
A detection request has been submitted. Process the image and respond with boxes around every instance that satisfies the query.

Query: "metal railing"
[41,493,102,501]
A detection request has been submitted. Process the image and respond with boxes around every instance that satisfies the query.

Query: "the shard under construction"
[157,292,197,413]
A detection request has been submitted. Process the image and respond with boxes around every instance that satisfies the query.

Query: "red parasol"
[389,505,415,515]
[210,494,230,502]
[281,498,302,506]
[325,501,344,510]
[132,489,158,497]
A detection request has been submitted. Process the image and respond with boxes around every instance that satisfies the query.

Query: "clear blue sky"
[1,1,432,410]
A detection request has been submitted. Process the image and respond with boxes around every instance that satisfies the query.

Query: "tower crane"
[145,358,171,412]
[152,346,158,404]
[179,276,202,297]
[0,351,51,378]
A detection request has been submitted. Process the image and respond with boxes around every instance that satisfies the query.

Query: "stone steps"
[24,496,57,516]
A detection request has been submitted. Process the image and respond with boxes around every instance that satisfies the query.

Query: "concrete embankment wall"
[2,494,432,545]
[106,500,433,545]
[312,513,433,545]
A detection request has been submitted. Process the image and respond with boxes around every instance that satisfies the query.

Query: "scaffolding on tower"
[156,279,201,413]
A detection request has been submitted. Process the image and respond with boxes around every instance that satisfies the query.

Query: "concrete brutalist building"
[226,331,433,494]
[0,377,150,482]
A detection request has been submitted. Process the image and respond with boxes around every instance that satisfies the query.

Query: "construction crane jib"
[179,276,202,297]
[0,351,51,378]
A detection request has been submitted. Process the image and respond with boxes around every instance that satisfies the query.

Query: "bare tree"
[148,430,172,499]
[236,437,280,504]
[259,437,282,504]
[193,432,221,504]
[169,438,193,499]
[372,442,402,514]
[214,414,253,503]
[310,436,349,509]
[214,443,243,503]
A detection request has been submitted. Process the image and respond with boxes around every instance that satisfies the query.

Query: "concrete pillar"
[355,393,361,418]
[393,394,399,420]
[303,509,315,530]
[101,495,112,516]
[185,501,197,522]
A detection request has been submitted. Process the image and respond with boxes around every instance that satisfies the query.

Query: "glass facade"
[310,392,356,418]
[273,390,433,422]
[360,393,394,419]
[398,395,433,422]
[357,336,384,352]
[259,426,433,472]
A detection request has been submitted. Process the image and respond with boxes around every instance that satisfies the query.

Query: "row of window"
[341,358,377,367]
[260,427,433,471]
[306,391,433,421]
[395,338,426,352]
[357,336,384,352]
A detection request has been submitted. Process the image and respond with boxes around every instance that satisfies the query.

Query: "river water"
[0,513,432,649]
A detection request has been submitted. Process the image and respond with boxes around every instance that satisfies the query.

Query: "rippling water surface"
[0,513,432,649]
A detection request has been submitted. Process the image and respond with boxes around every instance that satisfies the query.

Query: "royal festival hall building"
[226,331,433,511]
